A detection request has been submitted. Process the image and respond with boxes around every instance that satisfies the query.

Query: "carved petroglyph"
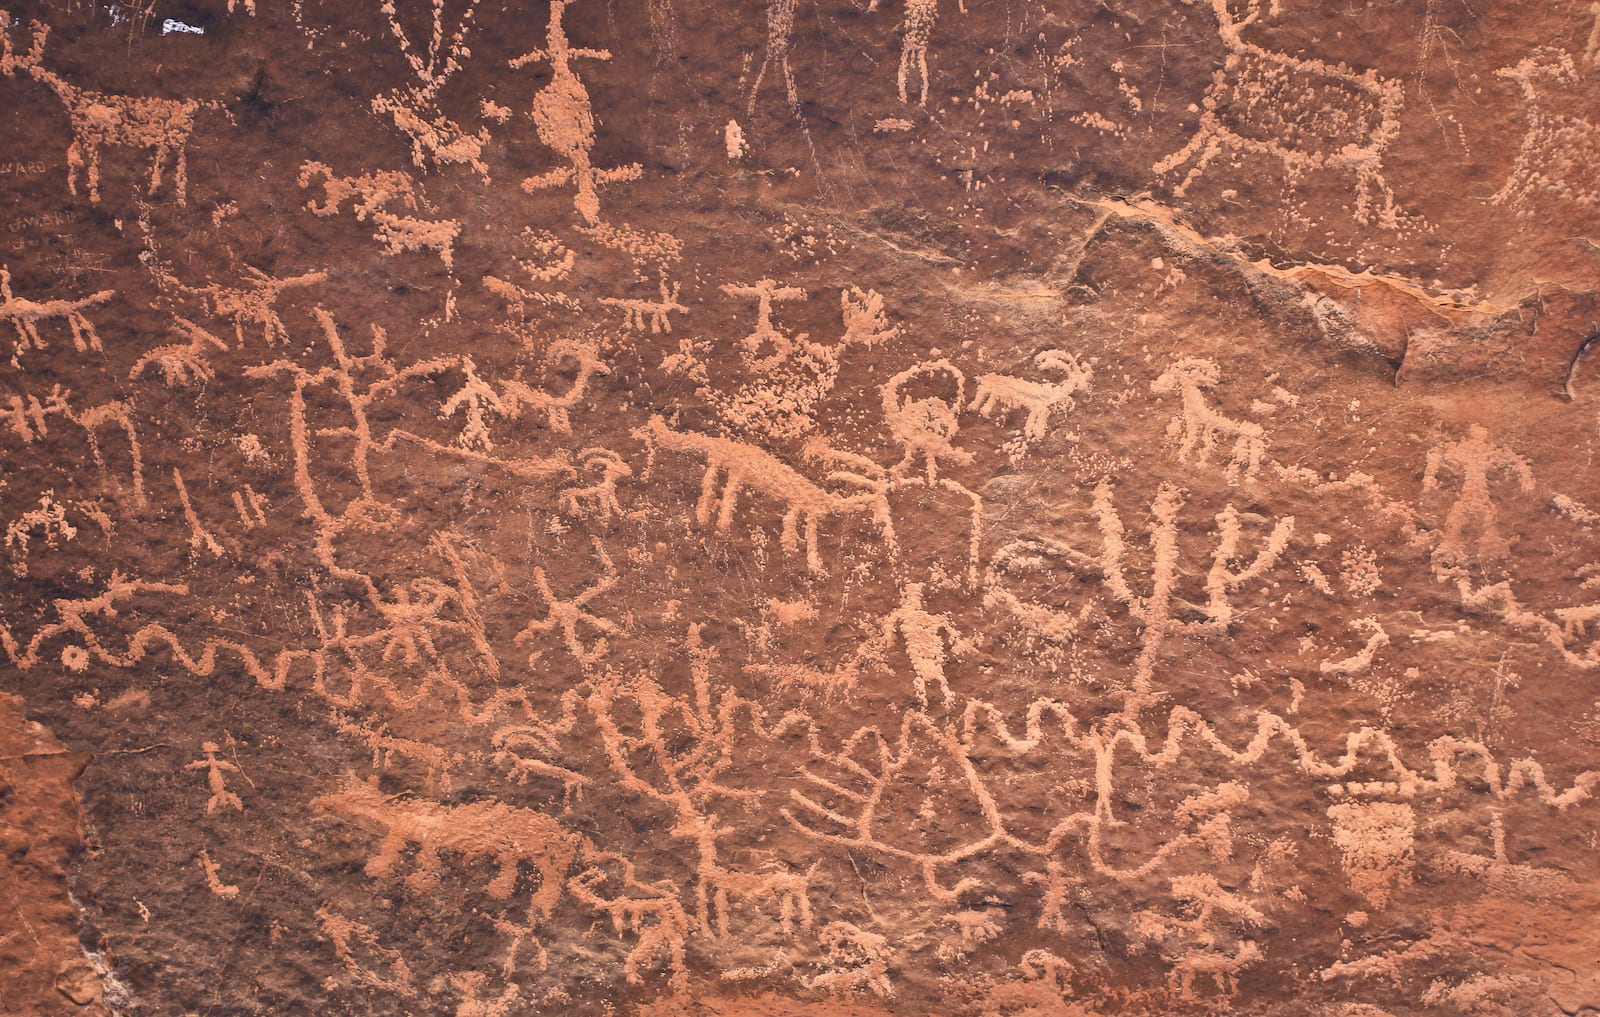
[185,266,326,346]
[634,415,894,574]
[297,162,459,316]
[982,537,1097,645]
[877,583,972,708]
[724,277,808,371]
[1092,479,1293,709]
[129,317,228,388]
[1327,801,1414,908]
[242,309,498,584]
[370,0,490,177]
[883,360,971,485]
[316,906,417,996]
[1320,618,1390,676]
[1152,357,1266,484]
[1,386,146,506]
[298,162,423,220]
[747,0,800,115]
[497,338,611,435]
[1422,423,1534,567]
[599,276,687,334]
[1154,0,1403,225]
[709,281,895,440]
[510,0,641,224]
[559,447,632,518]
[196,848,240,899]
[567,853,691,993]
[890,0,966,107]
[807,921,893,999]
[1,12,220,205]
[514,536,621,667]
[971,348,1093,458]
[185,741,245,814]
[314,777,579,922]
[1490,47,1600,210]
[1138,875,1266,1002]
[4,490,75,575]
[0,265,113,360]
[6,5,1600,1014]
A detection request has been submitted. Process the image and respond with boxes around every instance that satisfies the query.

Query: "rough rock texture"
[1,1,1599,1015]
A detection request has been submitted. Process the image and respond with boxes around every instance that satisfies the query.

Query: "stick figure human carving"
[892,0,966,106]
[747,0,800,115]
[185,741,245,814]
[1489,47,1600,210]
[514,536,621,667]
[876,582,972,708]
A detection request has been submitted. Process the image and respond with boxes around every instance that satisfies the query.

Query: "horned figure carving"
[1151,357,1265,484]
[1,12,225,205]
[970,348,1094,448]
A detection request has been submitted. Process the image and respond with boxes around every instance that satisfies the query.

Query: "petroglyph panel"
[2,1,1599,1015]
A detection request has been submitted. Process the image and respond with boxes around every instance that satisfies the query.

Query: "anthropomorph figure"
[511,0,642,224]
[185,740,244,813]
[1422,423,1534,564]
[877,582,970,707]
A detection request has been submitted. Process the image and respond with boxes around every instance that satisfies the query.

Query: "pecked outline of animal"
[970,348,1094,444]
[633,414,893,575]
[312,777,579,923]
[1154,0,1403,227]
[1151,356,1264,483]
[499,337,611,434]
[0,264,113,352]
[1166,939,1262,999]
[1,12,227,206]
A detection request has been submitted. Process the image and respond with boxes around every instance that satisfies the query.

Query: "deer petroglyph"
[2,12,222,205]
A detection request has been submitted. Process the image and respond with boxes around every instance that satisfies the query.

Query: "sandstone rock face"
[1,1,1598,1015]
